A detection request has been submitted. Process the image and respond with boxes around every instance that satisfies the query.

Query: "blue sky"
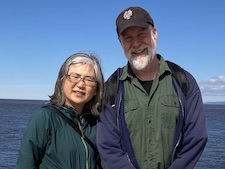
[0,0,224,102]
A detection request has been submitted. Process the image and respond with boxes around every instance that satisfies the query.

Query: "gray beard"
[127,46,156,70]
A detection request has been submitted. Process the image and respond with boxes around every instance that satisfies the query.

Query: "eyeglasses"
[66,74,97,86]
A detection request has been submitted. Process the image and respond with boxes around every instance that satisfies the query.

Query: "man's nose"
[131,38,142,48]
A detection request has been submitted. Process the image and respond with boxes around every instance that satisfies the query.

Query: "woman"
[16,53,104,169]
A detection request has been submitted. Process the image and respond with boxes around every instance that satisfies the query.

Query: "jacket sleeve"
[169,72,208,169]
[16,108,50,169]
[96,104,136,169]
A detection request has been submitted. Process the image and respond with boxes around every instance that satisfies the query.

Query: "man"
[97,6,207,169]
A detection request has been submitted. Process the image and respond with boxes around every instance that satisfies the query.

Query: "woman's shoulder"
[28,102,60,124]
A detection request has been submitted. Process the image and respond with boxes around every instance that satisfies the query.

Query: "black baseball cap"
[116,6,154,36]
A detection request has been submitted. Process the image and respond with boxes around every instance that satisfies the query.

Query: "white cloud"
[198,75,225,101]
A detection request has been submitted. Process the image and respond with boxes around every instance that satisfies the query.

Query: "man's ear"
[153,28,158,41]
[118,36,122,43]
[118,36,124,48]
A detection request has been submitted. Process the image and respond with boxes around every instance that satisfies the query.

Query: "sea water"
[0,99,224,169]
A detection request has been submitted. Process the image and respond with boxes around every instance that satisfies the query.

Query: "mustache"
[129,44,148,53]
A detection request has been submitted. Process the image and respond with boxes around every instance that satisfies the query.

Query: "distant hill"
[204,101,225,105]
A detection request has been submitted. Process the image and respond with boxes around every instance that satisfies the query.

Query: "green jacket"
[16,103,97,169]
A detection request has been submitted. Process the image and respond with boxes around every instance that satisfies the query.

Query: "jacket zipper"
[116,91,135,168]
[78,122,89,169]
[171,90,185,162]
[116,91,122,132]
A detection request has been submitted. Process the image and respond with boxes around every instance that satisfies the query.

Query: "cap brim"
[119,22,150,35]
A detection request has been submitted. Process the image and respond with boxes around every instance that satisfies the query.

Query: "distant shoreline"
[0,98,225,105]
[0,98,48,102]
[204,101,225,105]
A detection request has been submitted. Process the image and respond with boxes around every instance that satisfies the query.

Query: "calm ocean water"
[0,99,224,169]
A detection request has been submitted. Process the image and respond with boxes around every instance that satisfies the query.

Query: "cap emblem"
[123,9,132,20]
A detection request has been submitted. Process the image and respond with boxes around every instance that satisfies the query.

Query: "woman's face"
[62,63,97,113]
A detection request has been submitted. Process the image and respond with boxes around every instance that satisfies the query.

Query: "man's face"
[119,26,157,70]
